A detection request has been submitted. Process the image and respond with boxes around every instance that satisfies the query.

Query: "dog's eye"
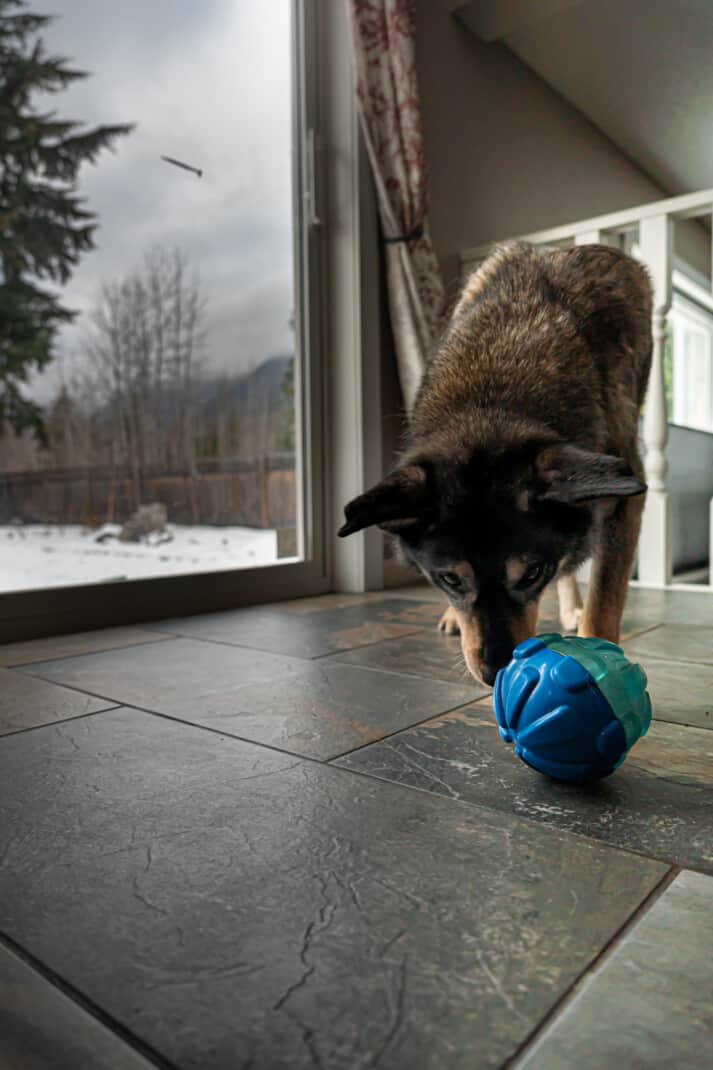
[439,571,462,591]
[517,562,545,589]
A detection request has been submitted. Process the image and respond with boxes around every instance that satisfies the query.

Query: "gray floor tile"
[280,589,443,612]
[337,704,713,874]
[0,940,153,1070]
[624,587,713,626]
[21,634,308,712]
[642,656,713,730]
[0,708,666,1070]
[0,666,115,737]
[151,598,440,659]
[0,627,172,668]
[535,613,657,640]
[20,638,476,759]
[519,870,713,1069]
[326,629,487,688]
[537,593,660,640]
[271,592,397,612]
[188,660,479,759]
[624,624,713,665]
[378,582,444,603]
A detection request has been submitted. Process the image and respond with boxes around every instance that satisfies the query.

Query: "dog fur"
[339,242,653,685]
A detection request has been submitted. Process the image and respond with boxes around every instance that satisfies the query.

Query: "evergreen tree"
[0,0,133,438]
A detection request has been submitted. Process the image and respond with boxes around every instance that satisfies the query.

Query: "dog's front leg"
[438,604,461,635]
[557,574,583,633]
[579,494,645,643]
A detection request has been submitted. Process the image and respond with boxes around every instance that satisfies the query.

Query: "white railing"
[461,187,713,591]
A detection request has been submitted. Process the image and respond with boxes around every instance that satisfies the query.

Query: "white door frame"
[319,0,384,594]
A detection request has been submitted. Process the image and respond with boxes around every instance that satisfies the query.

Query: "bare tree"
[83,247,206,497]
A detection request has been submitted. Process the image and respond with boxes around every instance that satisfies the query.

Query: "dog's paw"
[438,605,460,636]
[560,605,583,633]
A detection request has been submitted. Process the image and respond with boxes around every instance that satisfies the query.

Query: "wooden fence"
[0,455,296,529]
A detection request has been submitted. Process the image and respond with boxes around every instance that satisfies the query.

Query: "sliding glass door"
[0,0,326,636]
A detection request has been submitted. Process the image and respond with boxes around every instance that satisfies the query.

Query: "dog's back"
[411,242,652,467]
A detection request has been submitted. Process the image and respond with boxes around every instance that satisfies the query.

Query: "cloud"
[31,0,295,403]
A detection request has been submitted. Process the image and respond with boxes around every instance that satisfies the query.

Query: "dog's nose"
[479,642,512,686]
[479,662,499,686]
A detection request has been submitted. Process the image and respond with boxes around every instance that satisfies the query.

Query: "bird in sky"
[160,155,203,178]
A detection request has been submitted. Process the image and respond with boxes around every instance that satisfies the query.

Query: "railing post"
[637,214,673,587]
[574,230,613,246]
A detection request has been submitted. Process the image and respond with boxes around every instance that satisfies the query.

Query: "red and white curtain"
[348,0,446,411]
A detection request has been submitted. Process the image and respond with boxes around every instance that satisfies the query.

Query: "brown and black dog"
[339,241,652,685]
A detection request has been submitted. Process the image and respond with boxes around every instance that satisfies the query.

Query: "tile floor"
[0,583,711,1069]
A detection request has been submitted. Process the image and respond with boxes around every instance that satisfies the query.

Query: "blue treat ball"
[493,633,652,782]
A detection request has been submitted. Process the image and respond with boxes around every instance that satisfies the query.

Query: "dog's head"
[339,443,644,684]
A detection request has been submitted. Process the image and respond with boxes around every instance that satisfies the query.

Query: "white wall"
[416,1,668,289]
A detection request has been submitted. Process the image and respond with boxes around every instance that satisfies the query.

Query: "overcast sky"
[32,0,294,403]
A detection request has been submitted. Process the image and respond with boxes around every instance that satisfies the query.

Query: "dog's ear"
[338,464,432,537]
[534,445,646,505]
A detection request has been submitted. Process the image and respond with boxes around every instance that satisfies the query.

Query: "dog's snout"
[479,663,498,686]
[460,621,516,688]
[479,642,512,686]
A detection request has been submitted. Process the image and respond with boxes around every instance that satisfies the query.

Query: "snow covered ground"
[0,524,280,592]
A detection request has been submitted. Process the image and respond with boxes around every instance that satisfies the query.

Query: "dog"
[338,241,652,685]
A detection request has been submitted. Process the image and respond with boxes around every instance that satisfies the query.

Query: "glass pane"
[682,329,709,430]
[670,292,713,433]
[0,1,300,593]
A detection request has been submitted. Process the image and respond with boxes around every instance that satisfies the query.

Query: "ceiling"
[449,0,713,196]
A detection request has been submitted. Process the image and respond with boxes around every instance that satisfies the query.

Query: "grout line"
[620,622,664,641]
[0,705,122,740]
[328,757,713,877]
[1,684,486,779]
[9,691,711,884]
[17,669,705,868]
[12,632,318,672]
[7,670,133,707]
[310,625,435,662]
[1,634,177,670]
[649,714,713,733]
[5,692,711,881]
[0,929,177,1070]
[469,693,495,705]
[627,651,713,668]
[5,654,484,766]
[137,599,461,663]
[315,653,480,688]
[125,625,428,662]
[59,701,322,764]
[15,658,485,748]
[113,698,496,768]
[326,696,488,763]
[503,865,681,1069]
[67,711,713,884]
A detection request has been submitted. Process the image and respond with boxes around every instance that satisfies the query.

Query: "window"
[0,1,308,594]
[0,0,338,637]
[667,276,713,433]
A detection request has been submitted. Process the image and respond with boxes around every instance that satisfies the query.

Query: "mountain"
[196,354,292,421]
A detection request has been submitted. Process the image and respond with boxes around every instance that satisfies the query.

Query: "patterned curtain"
[348,0,446,411]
